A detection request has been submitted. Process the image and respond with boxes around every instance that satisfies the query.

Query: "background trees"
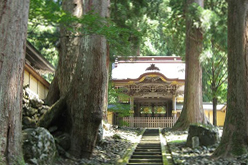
[201,0,228,126]
[167,0,228,128]
[110,0,175,57]
[0,0,29,164]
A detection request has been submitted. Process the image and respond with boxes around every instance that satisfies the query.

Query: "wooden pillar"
[134,101,141,117]
[164,102,167,117]
[172,95,177,118]
[137,103,141,117]
[130,97,134,117]
[152,104,155,117]
[166,101,169,117]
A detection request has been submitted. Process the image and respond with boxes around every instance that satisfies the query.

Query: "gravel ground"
[163,128,248,165]
[54,127,248,165]
[55,126,141,165]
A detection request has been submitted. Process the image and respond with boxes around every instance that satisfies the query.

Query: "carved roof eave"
[112,72,185,97]
[112,72,185,85]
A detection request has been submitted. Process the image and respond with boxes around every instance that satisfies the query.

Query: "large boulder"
[22,127,57,165]
[186,124,219,147]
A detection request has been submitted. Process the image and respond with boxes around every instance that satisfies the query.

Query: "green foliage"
[113,134,122,139]
[168,139,186,144]
[28,0,60,83]
[163,0,186,57]
[0,150,25,165]
[108,83,129,104]
[108,83,130,117]
[201,0,228,103]
[16,157,26,165]
[167,0,228,103]
[28,0,228,104]
[9,156,26,165]
[192,123,219,132]
[119,121,130,127]
[0,156,4,165]
[28,0,141,67]
[108,104,131,117]
[111,0,174,56]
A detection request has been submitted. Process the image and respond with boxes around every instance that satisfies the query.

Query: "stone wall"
[22,87,57,164]
[22,87,49,129]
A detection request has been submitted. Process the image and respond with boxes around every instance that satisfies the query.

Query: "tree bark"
[213,97,217,126]
[0,0,29,164]
[213,0,248,158]
[45,0,109,158]
[172,0,207,131]
[46,0,82,104]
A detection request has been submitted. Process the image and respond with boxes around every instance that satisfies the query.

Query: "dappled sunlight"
[165,133,188,143]
[103,125,142,144]
[163,127,248,164]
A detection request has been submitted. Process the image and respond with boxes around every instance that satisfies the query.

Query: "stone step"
[131,155,162,159]
[139,142,160,144]
[140,140,160,143]
[141,138,160,140]
[127,129,165,165]
[137,144,160,147]
[127,163,163,165]
[137,144,160,146]
[135,149,161,152]
[136,146,161,149]
[129,159,163,163]
[138,143,161,147]
[132,152,161,155]
[138,141,161,146]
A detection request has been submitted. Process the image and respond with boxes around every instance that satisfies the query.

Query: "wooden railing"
[122,117,177,128]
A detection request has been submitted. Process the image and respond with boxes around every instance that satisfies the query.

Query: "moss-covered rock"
[186,124,219,147]
[22,127,57,165]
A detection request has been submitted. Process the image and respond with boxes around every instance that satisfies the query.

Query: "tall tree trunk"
[45,0,109,158]
[172,0,207,130]
[45,0,82,105]
[102,45,110,122]
[213,0,248,158]
[0,0,29,164]
[213,96,217,126]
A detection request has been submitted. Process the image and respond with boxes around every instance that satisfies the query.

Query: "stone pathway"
[126,129,173,165]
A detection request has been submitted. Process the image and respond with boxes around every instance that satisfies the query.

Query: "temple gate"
[111,56,185,127]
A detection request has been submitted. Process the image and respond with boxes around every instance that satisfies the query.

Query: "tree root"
[37,96,66,128]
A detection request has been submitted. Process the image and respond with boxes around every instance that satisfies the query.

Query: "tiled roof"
[112,56,185,81]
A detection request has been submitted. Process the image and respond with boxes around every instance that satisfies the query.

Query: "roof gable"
[112,56,185,81]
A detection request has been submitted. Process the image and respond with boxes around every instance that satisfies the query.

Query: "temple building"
[109,56,226,127]
[112,56,184,117]
[23,41,55,100]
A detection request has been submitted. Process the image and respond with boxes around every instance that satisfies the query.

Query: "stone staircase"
[127,129,164,165]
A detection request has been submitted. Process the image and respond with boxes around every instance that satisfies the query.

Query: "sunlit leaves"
[108,83,131,116]
[111,0,170,56]
[201,0,228,103]
[163,0,186,57]
[29,0,142,61]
